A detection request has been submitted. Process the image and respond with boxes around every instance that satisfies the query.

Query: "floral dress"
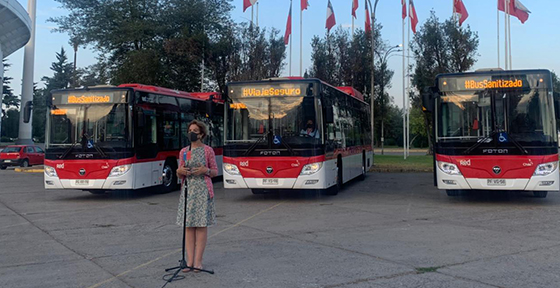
[176,146,217,227]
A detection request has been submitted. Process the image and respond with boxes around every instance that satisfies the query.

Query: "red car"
[0,145,45,169]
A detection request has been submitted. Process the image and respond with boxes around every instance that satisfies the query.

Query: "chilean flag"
[498,0,530,24]
[243,0,258,12]
[453,0,469,26]
[326,0,336,32]
[352,0,359,18]
[401,0,407,19]
[365,0,371,33]
[284,2,292,45]
[301,0,309,11]
[409,0,418,33]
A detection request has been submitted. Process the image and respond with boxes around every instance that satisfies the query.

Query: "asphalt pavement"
[1,170,560,288]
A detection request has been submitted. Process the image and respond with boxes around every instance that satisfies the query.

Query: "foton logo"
[56,163,64,169]
[239,161,249,167]
[482,149,509,154]
[459,159,471,166]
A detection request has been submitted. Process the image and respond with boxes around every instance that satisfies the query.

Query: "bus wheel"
[446,189,462,197]
[88,190,106,195]
[533,191,548,198]
[252,189,265,194]
[159,160,178,193]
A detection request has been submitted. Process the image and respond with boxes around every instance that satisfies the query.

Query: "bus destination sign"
[439,75,531,92]
[52,90,127,105]
[230,83,311,98]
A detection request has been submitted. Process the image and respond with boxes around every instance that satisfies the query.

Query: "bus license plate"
[76,180,89,185]
[487,179,506,186]
[262,179,279,185]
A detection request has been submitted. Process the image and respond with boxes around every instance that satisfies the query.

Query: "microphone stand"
[162,145,213,287]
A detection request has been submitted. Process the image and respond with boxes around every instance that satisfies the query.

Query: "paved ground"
[1,170,560,288]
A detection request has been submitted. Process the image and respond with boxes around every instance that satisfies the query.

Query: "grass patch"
[415,266,441,274]
[371,155,433,172]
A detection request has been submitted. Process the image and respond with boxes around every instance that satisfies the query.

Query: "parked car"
[0,145,45,169]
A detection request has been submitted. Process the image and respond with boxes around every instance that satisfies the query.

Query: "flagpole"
[256,1,259,27]
[406,0,411,158]
[508,7,512,69]
[497,0,500,68]
[504,0,509,70]
[300,3,303,76]
[402,12,406,160]
[251,5,254,27]
[352,17,355,39]
[290,0,293,76]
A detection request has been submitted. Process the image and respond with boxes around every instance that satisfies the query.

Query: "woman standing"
[176,120,218,272]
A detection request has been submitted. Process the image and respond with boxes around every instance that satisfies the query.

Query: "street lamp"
[376,45,402,155]
[366,0,379,163]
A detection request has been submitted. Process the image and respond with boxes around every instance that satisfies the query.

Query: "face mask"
[189,132,199,142]
[307,124,313,129]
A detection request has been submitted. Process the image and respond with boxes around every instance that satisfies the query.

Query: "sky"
[5,0,560,108]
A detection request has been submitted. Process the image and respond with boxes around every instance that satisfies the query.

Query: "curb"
[14,167,44,173]
[369,167,433,173]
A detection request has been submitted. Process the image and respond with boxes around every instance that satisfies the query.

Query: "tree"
[410,11,479,153]
[2,59,19,115]
[42,48,74,92]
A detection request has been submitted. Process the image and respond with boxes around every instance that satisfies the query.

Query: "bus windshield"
[47,103,130,150]
[437,87,556,145]
[226,96,320,147]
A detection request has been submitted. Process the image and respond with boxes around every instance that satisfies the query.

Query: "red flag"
[453,0,469,26]
[301,0,309,11]
[352,0,359,18]
[409,0,418,33]
[284,2,292,45]
[243,0,258,12]
[326,0,336,32]
[499,0,530,23]
[401,0,407,19]
[365,0,371,33]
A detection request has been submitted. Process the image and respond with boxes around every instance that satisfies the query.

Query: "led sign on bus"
[242,87,302,97]
[67,95,112,104]
[230,83,310,98]
[463,79,523,90]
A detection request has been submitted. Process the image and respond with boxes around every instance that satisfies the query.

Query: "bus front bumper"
[223,174,328,190]
[44,172,134,190]
[436,168,559,191]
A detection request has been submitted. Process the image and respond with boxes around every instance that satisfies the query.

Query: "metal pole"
[504,0,508,69]
[256,1,259,27]
[508,7,512,69]
[402,15,406,159]
[300,4,303,76]
[406,0,411,158]
[497,0,500,68]
[369,0,378,159]
[289,0,292,76]
[17,0,37,145]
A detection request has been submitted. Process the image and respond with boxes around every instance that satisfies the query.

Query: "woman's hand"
[190,164,208,176]
[177,167,192,177]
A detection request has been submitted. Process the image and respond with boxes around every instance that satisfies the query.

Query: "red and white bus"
[44,84,224,194]
[222,78,373,195]
[423,69,559,198]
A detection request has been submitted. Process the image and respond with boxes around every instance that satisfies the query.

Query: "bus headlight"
[300,162,323,175]
[224,163,240,175]
[109,165,131,177]
[534,162,558,176]
[437,161,461,175]
[44,166,58,177]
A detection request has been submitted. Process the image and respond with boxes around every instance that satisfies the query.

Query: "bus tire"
[252,189,265,194]
[88,190,106,195]
[159,159,178,194]
[533,191,548,198]
[446,189,462,197]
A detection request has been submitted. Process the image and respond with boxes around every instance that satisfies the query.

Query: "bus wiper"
[59,142,78,159]
[278,137,295,155]
[244,135,267,156]
[463,131,497,155]
[508,135,529,155]
[82,133,108,158]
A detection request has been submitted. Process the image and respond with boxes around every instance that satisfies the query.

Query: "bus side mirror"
[206,100,214,118]
[23,101,33,123]
[306,83,314,97]
[325,106,334,124]
[421,87,436,113]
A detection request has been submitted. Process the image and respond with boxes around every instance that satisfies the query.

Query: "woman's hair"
[188,120,208,140]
